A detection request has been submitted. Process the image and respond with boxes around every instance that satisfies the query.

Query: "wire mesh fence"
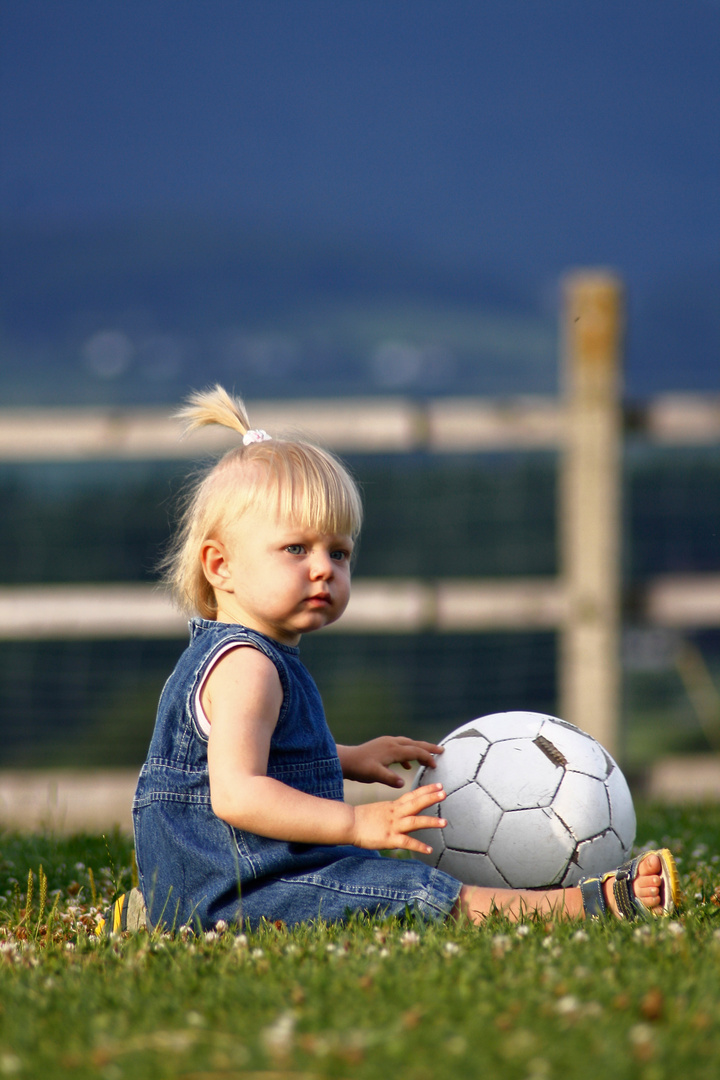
[1,445,719,769]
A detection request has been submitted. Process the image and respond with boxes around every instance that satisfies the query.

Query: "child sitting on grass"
[102,386,678,934]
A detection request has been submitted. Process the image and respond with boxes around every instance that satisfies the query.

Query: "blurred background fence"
[1,272,719,785]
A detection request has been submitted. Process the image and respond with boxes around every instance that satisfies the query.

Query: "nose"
[310,550,334,580]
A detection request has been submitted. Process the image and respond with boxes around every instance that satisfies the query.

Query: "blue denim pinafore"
[133,620,461,930]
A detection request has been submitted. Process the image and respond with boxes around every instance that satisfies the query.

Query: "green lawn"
[1,804,720,1080]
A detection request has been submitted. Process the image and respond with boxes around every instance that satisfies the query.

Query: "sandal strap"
[579,876,607,918]
[612,862,639,920]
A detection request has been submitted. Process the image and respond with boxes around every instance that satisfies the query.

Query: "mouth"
[306,593,332,608]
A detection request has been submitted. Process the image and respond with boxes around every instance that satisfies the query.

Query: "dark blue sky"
[2,0,718,288]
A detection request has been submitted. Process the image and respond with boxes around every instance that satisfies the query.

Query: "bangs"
[217,440,363,540]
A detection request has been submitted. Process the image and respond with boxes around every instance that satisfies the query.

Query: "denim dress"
[133,619,461,930]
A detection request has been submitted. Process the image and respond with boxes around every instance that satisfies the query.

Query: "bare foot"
[602,851,663,917]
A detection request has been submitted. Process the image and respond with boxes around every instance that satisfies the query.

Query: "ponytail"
[175,384,252,439]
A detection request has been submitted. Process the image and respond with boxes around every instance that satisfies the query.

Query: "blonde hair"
[160,386,363,618]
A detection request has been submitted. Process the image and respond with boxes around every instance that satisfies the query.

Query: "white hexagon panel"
[441,783,502,854]
[477,739,562,811]
[552,771,611,842]
[488,808,576,888]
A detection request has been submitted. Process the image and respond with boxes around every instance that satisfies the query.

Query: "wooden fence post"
[559,271,624,755]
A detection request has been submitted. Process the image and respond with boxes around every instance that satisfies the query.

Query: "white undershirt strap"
[193,642,249,736]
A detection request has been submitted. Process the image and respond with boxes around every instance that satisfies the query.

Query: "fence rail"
[2,575,720,641]
[1,393,719,462]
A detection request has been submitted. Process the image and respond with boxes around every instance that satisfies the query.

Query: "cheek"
[337,568,352,598]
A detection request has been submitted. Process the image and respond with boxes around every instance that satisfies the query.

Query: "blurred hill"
[1,218,717,406]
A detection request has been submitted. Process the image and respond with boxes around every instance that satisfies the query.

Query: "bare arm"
[205,647,446,853]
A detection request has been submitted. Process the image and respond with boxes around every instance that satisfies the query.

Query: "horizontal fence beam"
[637,575,720,628]
[2,394,718,462]
[2,576,720,640]
[0,580,565,639]
[0,398,565,459]
[634,395,720,445]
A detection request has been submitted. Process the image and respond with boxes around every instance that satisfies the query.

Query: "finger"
[391,737,444,755]
[392,751,433,770]
[387,745,432,766]
[397,738,442,756]
[398,783,446,812]
[371,766,406,787]
[406,814,446,832]
[409,782,445,797]
[412,749,439,768]
[405,739,444,755]
[403,838,437,856]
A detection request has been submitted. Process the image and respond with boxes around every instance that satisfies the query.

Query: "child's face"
[201,507,354,645]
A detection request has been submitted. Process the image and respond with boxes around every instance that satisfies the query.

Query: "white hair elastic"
[242,429,272,445]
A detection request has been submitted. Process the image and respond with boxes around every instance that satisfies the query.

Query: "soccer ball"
[413,711,636,889]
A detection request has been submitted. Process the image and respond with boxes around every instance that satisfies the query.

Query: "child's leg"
[453,851,667,924]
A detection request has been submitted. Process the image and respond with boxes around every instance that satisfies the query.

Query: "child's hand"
[337,736,444,787]
[350,783,447,854]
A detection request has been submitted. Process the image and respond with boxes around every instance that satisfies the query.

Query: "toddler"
[113,387,678,933]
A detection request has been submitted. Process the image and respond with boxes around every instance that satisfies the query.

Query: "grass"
[1,805,720,1079]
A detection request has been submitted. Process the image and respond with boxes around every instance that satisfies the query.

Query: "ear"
[201,538,232,592]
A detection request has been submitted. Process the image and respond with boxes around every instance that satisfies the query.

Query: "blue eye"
[285,544,305,555]
[330,549,350,561]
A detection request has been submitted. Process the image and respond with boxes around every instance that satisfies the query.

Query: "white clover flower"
[629,1023,654,1047]
[401,931,420,947]
[234,933,248,948]
[555,995,579,1016]
[203,931,218,943]
[572,930,589,943]
[516,924,530,937]
[262,1011,296,1056]
[214,919,228,933]
[443,941,461,955]
[666,921,685,937]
